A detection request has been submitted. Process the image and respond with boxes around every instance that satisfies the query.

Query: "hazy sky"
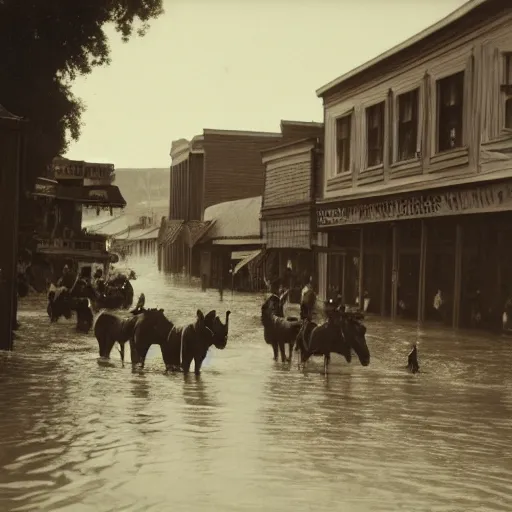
[65,0,469,168]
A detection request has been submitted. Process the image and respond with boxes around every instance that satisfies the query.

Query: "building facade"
[315,0,512,330]
[260,121,324,301]
[30,158,126,283]
[159,129,283,276]
[196,196,264,291]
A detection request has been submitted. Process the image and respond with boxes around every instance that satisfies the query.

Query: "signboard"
[317,181,512,227]
[33,181,57,197]
[51,160,114,181]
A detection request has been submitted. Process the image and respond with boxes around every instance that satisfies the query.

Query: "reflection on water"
[1,256,512,511]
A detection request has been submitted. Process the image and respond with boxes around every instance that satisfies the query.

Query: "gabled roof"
[0,104,21,120]
[316,0,491,97]
[158,218,184,246]
[202,196,262,241]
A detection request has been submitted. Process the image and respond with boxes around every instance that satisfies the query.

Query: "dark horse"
[161,309,231,375]
[47,284,94,334]
[94,307,173,364]
[296,309,370,374]
[261,287,302,362]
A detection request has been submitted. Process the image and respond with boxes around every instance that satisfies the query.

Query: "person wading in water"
[300,276,316,322]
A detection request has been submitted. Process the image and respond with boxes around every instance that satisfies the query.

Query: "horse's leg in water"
[271,342,279,361]
[288,339,294,362]
[117,341,126,364]
[104,337,116,359]
[323,353,331,375]
[278,340,287,363]
[193,354,204,376]
[129,338,142,366]
[182,354,193,375]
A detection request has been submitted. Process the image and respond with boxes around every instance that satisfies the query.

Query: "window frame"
[435,70,466,154]
[394,87,420,164]
[364,100,386,170]
[334,113,352,175]
[501,52,512,132]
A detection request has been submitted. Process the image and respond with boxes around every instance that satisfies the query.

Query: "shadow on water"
[1,256,512,511]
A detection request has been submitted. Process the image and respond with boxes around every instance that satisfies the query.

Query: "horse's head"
[145,308,174,342]
[204,309,230,349]
[342,313,370,366]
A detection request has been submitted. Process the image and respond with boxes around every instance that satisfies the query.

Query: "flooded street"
[2,258,512,511]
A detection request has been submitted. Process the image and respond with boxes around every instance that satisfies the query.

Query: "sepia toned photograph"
[1,0,512,510]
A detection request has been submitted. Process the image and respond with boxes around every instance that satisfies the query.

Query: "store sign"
[34,182,56,197]
[52,161,113,180]
[317,181,512,227]
[84,163,114,180]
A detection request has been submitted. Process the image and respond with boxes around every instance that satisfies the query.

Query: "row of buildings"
[159,0,512,331]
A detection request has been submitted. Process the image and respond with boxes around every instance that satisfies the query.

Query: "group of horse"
[94,305,231,375]
[47,273,135,333]
[261,297,372,374]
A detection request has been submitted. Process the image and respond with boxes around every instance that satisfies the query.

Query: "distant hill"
[114,168,169,213]
[82,167,169,228]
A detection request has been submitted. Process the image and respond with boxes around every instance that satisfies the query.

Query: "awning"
[159,220,184,246]
[233,249,263,275]
[54,184,126,208]
[212,237,262,246]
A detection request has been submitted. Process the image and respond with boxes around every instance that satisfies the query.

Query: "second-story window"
[502,53,512,129]
[366,101,385,167]
[437,71,464,152]
[336,114,351,174]
[397,89,419,161]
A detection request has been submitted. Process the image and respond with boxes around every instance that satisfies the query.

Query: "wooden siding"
[263,216,311,249]
[322,6,512,202]
[263,151,312,209]
[169,153,204,221]
[202,134,282,210]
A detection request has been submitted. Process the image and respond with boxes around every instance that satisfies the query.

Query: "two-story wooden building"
[159,129,283,276]
[260,121,324,300]
[315,0,512,330]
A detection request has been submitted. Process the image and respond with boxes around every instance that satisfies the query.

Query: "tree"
[0,0,164,219]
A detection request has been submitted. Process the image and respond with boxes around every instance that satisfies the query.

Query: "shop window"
[366,101,385,167]
[436,71,464,152]
[397,88,419,161]
[336,114,352,174]
[502,53,512,129]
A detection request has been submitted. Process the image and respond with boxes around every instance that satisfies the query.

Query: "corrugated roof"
[121,225,159,241]
[159,219,184,246]
[86,214,138,236]
[203,196,262,241]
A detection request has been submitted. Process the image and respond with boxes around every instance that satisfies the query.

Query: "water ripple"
[1,257,512,511]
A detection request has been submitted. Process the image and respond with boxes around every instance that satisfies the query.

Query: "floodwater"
[1,257,512,512]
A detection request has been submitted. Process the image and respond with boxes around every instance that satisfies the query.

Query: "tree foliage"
[0,0,163,184]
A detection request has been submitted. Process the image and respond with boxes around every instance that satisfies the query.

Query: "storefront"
[317,178,512,330]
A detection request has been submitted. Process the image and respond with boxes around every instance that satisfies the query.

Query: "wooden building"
[260,121,324,300]
[195,196,264,291]
[30,159,126,282]
[0,104,25,350]
[315,0,512,330]
[160,129,283,276]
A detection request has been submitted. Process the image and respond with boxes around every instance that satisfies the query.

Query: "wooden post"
[417,220,428,323]
[341,254,347,303]
[358,227,364,310]
[381,249,387,316]
[452,223,463,329]
[391,224,399,321]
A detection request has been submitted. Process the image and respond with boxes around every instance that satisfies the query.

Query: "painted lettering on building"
[317,181,512,227]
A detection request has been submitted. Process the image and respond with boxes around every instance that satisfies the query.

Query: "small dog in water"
[407,344,420,373]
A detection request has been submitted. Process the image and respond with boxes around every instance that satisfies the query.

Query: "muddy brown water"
[1,257,512,511]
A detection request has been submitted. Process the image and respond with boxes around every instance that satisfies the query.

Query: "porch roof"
[201,196,262,242]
